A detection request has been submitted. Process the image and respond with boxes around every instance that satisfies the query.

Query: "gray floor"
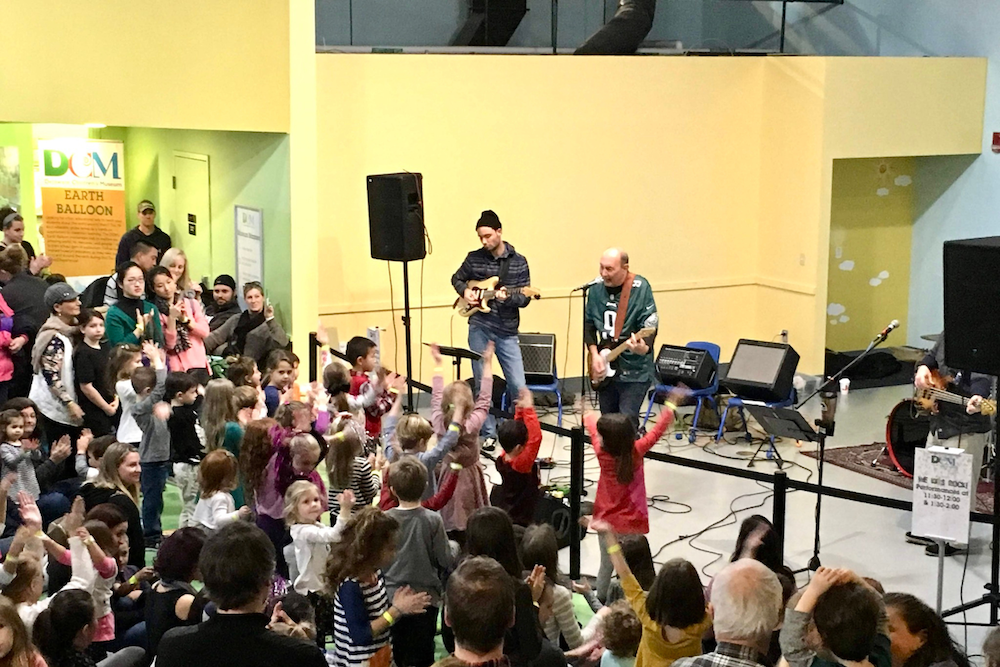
[480,384,996,659]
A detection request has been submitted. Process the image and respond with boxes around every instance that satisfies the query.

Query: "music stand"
[427,344,481,380]
[745,405,820,446]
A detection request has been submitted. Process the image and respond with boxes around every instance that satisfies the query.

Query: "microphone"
[875,319,900,341]
[572,277,602,291]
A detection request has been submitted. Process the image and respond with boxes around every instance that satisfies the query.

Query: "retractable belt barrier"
[307,333,997,581]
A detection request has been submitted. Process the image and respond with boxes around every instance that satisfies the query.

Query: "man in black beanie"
[451,210,533,450]
[206,274,242,331]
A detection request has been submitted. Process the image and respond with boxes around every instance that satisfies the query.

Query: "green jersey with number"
[585,275,658,384]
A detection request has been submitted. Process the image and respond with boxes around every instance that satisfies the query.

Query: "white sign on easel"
[234,205,263,291]
[911,446,972,543]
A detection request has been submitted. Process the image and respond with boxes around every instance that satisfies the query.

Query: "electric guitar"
[914,369,997,416]
[589,327,657,390]
[454,276,541,317]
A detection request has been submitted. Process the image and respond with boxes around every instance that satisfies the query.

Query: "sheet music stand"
[744,404,820,469]
[426,344,481,380]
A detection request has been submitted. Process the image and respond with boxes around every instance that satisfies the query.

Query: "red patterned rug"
[801,442,995,514]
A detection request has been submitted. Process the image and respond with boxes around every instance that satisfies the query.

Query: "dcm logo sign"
[43,148,120,180]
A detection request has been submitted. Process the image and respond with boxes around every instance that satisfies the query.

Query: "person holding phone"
[204,281,288,367]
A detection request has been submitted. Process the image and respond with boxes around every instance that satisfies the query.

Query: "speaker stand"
[401,260,415,411]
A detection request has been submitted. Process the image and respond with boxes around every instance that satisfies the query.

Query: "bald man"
[584,249,658,427]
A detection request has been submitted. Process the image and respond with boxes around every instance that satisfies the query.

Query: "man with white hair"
[674,559,784,667]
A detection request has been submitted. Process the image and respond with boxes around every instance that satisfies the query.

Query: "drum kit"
[882,398,930,478]
[881,374,998,477]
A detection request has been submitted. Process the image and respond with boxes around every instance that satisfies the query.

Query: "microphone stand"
[794,329,895,571]
[574,282,598,410]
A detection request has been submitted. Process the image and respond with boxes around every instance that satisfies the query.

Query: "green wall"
[826,157,914,351]
[0,123,39,248]
[98,127,292,330]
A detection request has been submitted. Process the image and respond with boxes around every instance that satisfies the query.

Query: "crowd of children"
[0,313,989,667]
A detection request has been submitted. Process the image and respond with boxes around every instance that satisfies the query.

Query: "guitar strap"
[612,272,636,340]
[497,253,511,286]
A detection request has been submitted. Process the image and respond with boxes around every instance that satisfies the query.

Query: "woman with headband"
[0,206,52,276]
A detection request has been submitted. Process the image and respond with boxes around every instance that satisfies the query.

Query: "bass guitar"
[913,369,997,416]
[454,276,541,317]
[589,327,657,390]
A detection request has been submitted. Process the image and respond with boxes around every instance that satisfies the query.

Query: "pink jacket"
[160,296,210,373]
[0,295,25,383]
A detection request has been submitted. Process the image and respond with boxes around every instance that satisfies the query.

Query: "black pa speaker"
[655,344,717,389]
[519,333,556,385]
[367,173,426,262]
[944,237,1000,376]
[722,340,799,403]
[533,494,587,550]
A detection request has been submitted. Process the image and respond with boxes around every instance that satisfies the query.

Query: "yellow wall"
[826,158,914,351]
[313,55,984,381]
[316,55,767,383]
[0,1,290,133]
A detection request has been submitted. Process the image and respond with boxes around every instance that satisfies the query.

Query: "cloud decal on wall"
[827,303,846,316]
[839,260,855,271]
[894,175,912,187]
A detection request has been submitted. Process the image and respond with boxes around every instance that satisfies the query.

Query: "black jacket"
[206,299,242,332]
[920,333,993,439]
[2,271,49,341]
[158,613,326,667]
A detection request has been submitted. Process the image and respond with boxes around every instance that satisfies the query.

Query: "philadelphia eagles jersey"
[584,275,658,384]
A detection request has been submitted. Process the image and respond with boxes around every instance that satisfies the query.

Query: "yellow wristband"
[388,387,400,395]
[434,366,444,374]
[382,611,395,625]
[606,544,622,555]
[664,401,677,412]
[448,423,460,432]
[128,575,138,585]
[34,530,44,538]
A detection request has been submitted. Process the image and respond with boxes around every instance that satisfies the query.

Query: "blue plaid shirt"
[451,242,531,335]
[673,642,773,667]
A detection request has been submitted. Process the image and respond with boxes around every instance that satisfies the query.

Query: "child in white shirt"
[285,481,353,642]
[193,449,251,531]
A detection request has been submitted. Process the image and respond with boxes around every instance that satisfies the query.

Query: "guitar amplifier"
[519,333,556,385]
[655,344,717,389]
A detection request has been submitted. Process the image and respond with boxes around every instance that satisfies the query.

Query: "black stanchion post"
[772,471,788,559]
[309,332,319,383]
[569,426,585,580]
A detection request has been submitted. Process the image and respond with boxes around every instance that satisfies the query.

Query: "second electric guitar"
[589,327,657,390]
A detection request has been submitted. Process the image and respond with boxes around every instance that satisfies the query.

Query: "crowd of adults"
[0,200,288,526]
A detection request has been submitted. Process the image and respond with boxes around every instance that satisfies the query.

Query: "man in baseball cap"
[114,199,172,268]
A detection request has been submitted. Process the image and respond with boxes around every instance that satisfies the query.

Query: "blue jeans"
[597,380,650,431]
[140,461,171,539]
[469,325,526,439]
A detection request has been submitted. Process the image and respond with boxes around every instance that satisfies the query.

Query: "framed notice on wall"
[234,206,263,291]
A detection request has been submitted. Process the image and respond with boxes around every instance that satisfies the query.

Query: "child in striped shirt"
[326,507,431,667]
[326,422,379,517]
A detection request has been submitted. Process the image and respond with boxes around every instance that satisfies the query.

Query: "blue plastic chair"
[502,363,563,427]
[642,341,721,444]
[716,388,798,457]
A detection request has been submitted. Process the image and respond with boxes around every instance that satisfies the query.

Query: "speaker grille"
[519,333,556,385]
